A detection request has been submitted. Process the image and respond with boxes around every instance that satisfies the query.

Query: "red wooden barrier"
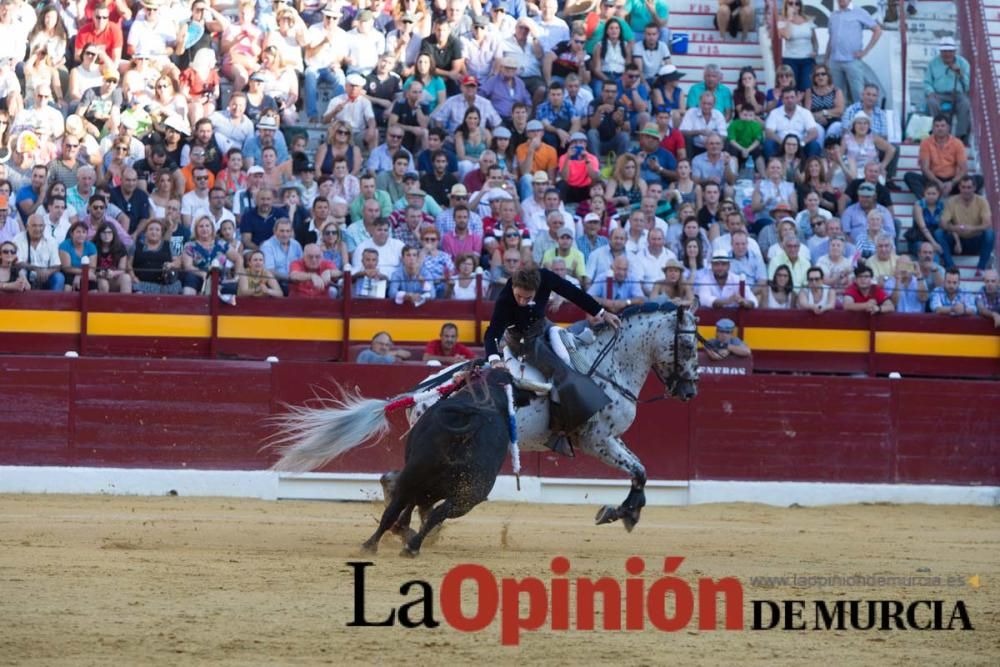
[1,357,996,486]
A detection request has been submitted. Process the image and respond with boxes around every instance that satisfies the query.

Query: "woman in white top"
[752,158,798,228]
[798,266,836,313]
[591,18,630,96]
[816,236,853,290]
[763,264,796,309]
[447,253,486,300]
[777,0,817,93]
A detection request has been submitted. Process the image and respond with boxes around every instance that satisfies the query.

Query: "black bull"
[361,369,514,556]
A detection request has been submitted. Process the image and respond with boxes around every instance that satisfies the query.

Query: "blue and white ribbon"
[503,383,520,487]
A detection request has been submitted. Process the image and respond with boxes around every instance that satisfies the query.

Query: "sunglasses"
[807,276,821,281]
[335,129,349,135]
[64,142,79,148]
[421,237,438,242]
[0,248,16,255]
[504,232,520,238]
[323,230,339,236]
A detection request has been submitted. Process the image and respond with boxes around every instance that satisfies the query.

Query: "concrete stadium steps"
[669,7,764,85]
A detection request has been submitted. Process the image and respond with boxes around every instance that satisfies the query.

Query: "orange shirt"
[919,135,967,181]
[181,164,216,193]
[516,141,557,175]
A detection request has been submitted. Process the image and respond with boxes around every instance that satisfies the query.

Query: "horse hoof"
[359,542,378,555]
[400,546,419,558]
[595,505,618,525]
[622,514,639,533]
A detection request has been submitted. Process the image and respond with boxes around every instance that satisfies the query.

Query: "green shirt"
[626,0,669,33]
[686,82,733,115]
[727,118,763,149]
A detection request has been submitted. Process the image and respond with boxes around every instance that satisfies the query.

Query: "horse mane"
[590,300,680,334]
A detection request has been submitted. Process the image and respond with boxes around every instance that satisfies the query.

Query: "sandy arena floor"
[0,494,997,666]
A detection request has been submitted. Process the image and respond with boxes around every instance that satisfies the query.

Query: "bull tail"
[268,391,392,472]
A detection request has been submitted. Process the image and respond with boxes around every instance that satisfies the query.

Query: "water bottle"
[740,155,754,181]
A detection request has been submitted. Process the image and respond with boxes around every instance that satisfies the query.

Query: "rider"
[485,266,622,456]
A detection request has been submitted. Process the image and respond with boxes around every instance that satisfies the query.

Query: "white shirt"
[679,108,728,148]
[765,104,818,141]
[206,207,236,232]
[638,246,678,291]
[501,36,542,78]
[208,111,255,147]
[633,40,672,82]
[324,94,375,132]
[534,17,569,53]
[305,24,348,69]
[352,237,405,277]
[712,234,763,259]
[14,232,60,268]
[40,213,71,244]
[346,29,386,75]
[181,190,211,223]
[696,271,759,308]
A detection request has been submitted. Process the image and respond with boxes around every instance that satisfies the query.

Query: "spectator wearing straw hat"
[481,56,533,120]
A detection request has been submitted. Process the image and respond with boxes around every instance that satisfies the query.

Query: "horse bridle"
[587,306,706,404]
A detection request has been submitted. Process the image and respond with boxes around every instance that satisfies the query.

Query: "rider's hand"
[602,310,622,329]
[491,359,505,369]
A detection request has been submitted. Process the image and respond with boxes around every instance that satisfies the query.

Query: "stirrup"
[544,433,575,457]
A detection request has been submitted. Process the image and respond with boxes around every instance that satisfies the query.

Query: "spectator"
[817,236,854,291]
[885,257,928,314]
[935,176,995,276]
[703,318,752,361]
[352,247,389,298]
[916,241,946,293]
[764,87,820,158]
[239,188,286,251]
[424,322,477,364]
[489,247,523,300]
[839,161,892,215]
[923,38,970,142]
[13,214,64,291]
[762,264,797,309]
[483,56,533,121]
[842,182,894,244]
[865,233,898,285]
[0,240,29,292]
[843,263,894,314]
[728,229,768,294]
[260,218,302,293]
[590,17,631,96]
[127,219,182,295]
[778,0,818,93]
[576,212,609,263]
[679,91,728,158]
[587,254,644,310]
[650,258,695,307]
[449,253,486,300]
[418,225,455,298]
[180,216,240,296]
[690,132,735,196]
[824,0,882,105]
[727,104,764,174]
[903,115,978,199]
[543,226,587,281]
[322,73,377,153]
[686,64,734,120]
[751,160,797,234]
[557,132,601,203]
[697,252,758,309]
[431,75,502,135]
[389,245,433,305]
[352,218,405,277]
[803,65,845,143]
[907,183,944,258]
[798,266,836,313]
[930,267,975,316]
[357,331,412,364]
[975,269,1000,327]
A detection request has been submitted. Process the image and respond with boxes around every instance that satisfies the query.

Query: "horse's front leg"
[588,436,647,532]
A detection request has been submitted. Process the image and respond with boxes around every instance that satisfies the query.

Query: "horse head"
[650,306,700,402]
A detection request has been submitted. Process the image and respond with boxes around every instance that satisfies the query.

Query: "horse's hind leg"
[361,496,409,554]
[402,498,475,557]
[589,436,647,532]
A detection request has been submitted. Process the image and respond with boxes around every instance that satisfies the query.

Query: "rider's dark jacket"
[484,269,603,358]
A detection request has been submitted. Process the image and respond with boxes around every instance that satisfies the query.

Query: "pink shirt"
[442,231,483,259]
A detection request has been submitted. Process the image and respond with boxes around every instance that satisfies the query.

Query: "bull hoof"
[400,545,419,558]
[594,505,618,525]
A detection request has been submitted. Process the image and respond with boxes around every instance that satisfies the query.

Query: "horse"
[271,302,700,532]
[359,368,515,556]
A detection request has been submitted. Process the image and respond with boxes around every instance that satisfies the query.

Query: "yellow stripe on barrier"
[88,312,212,338]
[742,327,870,353]
[218,315,343,341]
[0,309,80,334]
[351,318,478,343]
[876,331,1000,358]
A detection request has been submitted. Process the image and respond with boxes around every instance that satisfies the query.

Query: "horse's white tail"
[269,392,392,472]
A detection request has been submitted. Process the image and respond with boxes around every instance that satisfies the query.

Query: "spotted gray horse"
[272,302,700,531]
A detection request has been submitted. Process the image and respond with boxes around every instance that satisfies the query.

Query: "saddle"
[503,323,609,456]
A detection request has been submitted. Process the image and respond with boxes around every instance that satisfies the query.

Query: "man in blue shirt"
[240,188,289,250]
[930,267,976,315]
[633,123,677,187]
[587,255,644,308]
[535,83,580,151]
[923,38,971,141]
[824,0,882,104]
[16,165,48,224]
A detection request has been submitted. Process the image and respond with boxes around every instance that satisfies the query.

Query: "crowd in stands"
[0,0,995,324]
